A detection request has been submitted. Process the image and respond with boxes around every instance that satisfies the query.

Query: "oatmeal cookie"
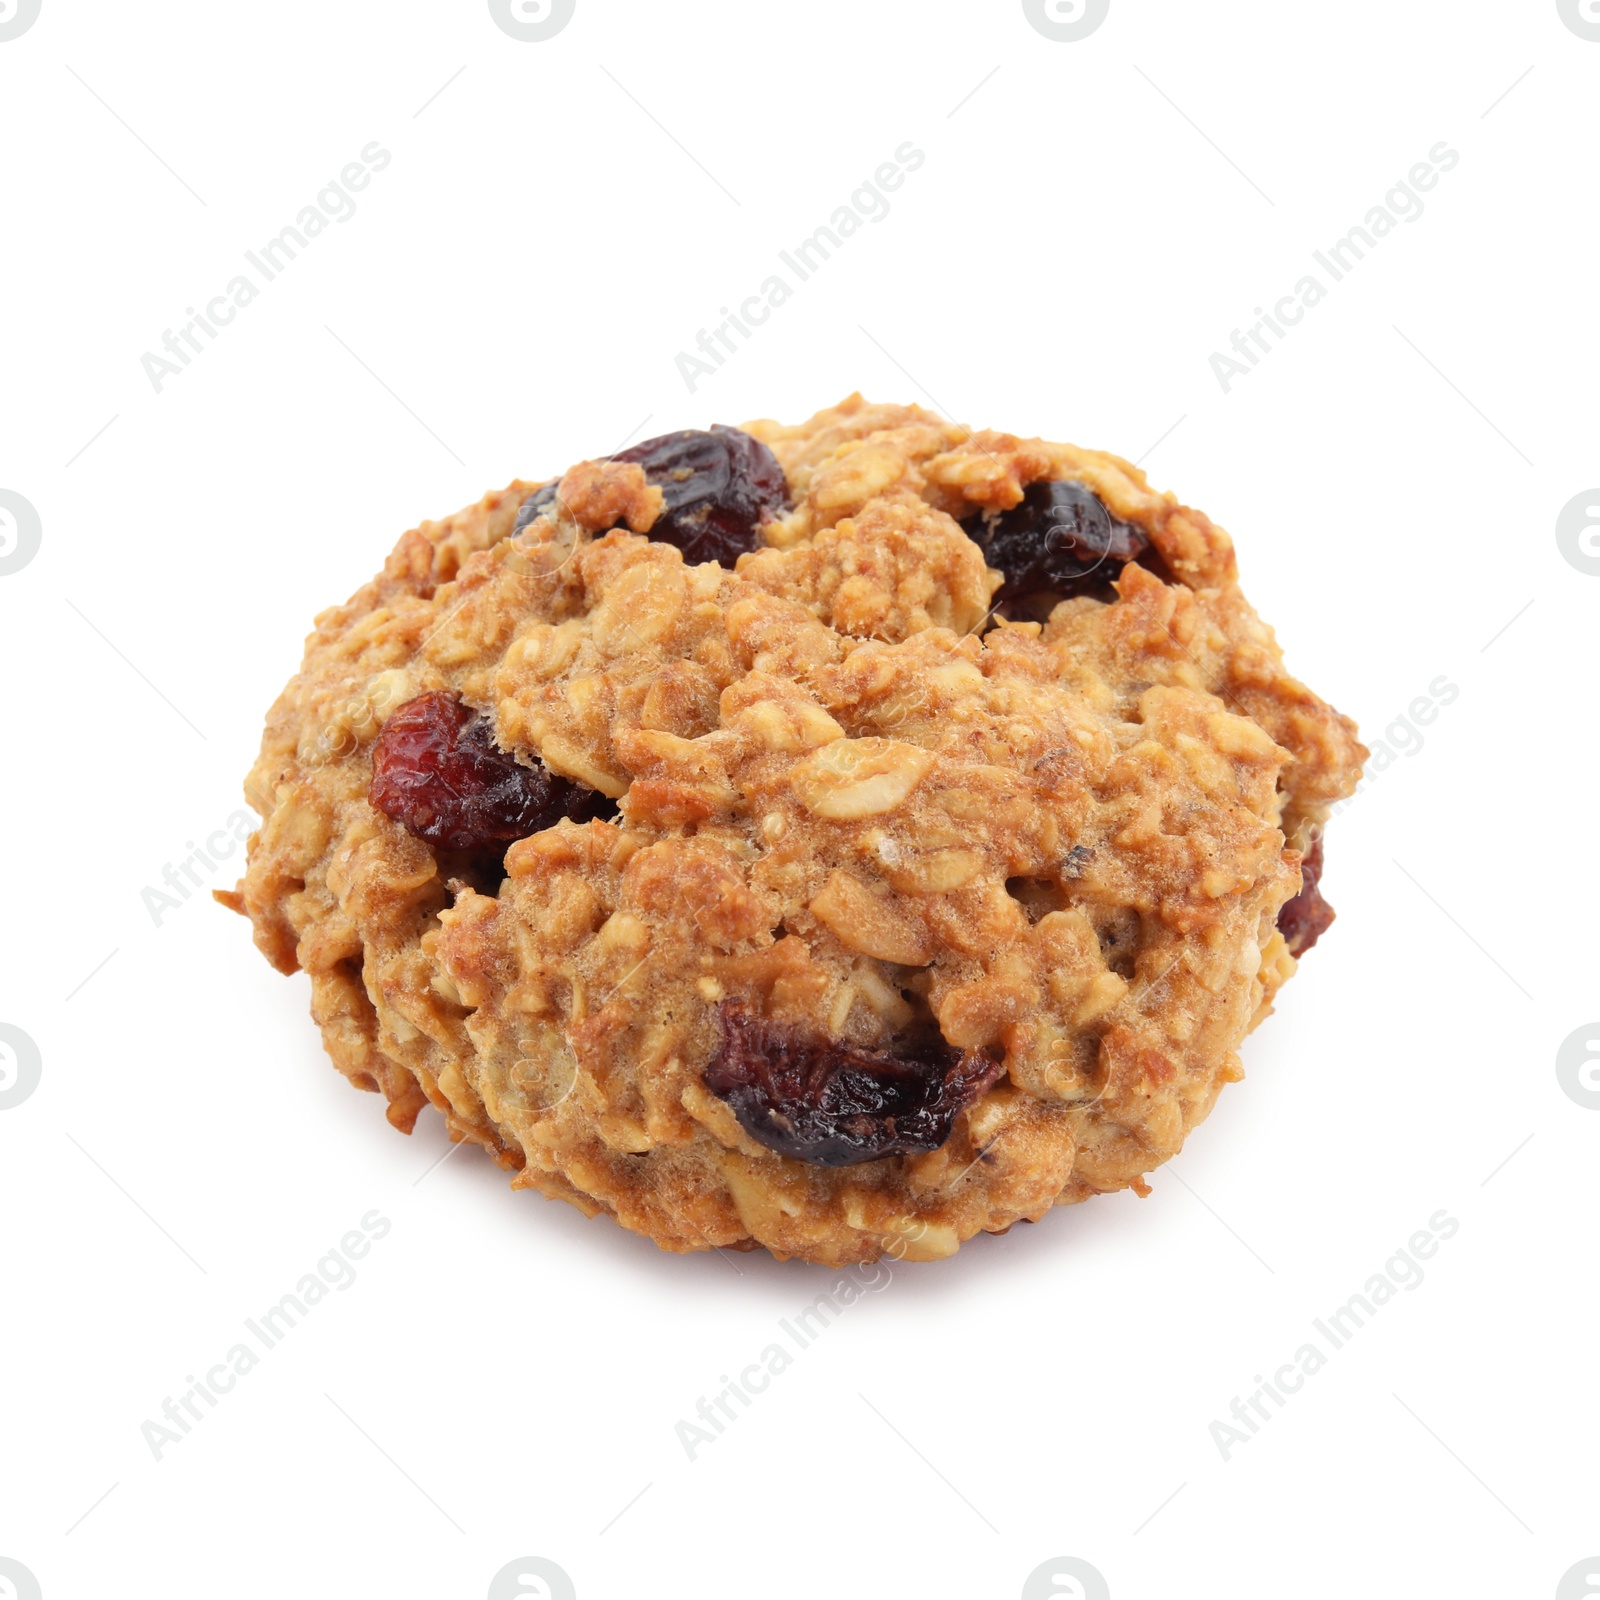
[222,395,1365,1264]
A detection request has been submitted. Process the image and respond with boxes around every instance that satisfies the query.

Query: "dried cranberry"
[513,426,790,564]
[615,425,789,565]
[1278,832,1335,956]
[704,1001,1004,1166]
[962,479,1156,605]
[369,691,610,852]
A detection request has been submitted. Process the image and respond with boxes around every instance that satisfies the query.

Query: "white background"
[2,2,1596,1597]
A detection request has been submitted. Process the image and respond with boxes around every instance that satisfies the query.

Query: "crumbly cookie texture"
[224,395,1365,1265]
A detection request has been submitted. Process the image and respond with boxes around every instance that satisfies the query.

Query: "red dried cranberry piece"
[614,425,790,565]
[962,479,1159,605]
[703,1001,1004,1166]
[369,691,609,852]
[1278,832,1335,956]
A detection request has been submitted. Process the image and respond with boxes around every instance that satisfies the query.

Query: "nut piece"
[887,847,981,894]
[810,442,907,516]
[736,698,846,753]
[808,869,934,966]
[550,458,663,534]
[789,738,937,820]
[590,561,687,653]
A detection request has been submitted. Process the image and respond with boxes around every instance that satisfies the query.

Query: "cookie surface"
[224,395,1365,1265]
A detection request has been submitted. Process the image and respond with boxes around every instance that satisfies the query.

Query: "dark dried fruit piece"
[616,425,790,565]
[1062,844,1094,879]
[704,1001,1004,1166]
[1278,832,1335,956]
[962,478,1157,606]
[512,426,790,564]
[369,690,610,852]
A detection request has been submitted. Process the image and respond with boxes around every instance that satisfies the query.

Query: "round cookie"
[222,395,1365,1265]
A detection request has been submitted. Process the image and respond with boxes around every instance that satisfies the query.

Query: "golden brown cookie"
[223,395,1365,1264]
